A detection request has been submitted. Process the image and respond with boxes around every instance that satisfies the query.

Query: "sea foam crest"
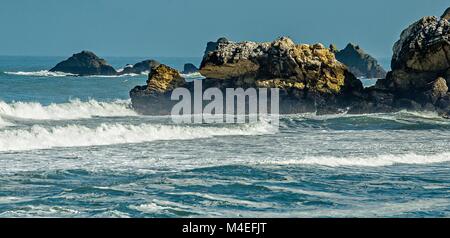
[0,121,274,152]
[263,153,450,167]
[0,99,137,120]
[3,70,148,77]
[4,70,77,77]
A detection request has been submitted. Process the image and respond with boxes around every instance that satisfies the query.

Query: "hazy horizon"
[0,0,449,58]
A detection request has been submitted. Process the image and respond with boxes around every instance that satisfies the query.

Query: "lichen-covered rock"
[119,60,160,75]
[200,37,363,96]
[334,43,386,78]
[145,64,185,93]
[363,9,450,117]
[130,64,186,114]
[50,51,117,76]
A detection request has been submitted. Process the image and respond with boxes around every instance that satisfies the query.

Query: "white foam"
[261,153,450,167]
[0,121,273,152]
[4,70,77,77]
[4,70,148,77]
[0,99,137,120]
[0,117,13,128]
[180,72,205,81]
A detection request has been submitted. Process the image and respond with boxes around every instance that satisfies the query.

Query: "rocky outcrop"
[442,7,450,20]
[131,37,364,115]
[334,43,386,78]
[182,63,199,74]
[130,64,186,114]
[203,37,230,58]
[50,51,117,76]
[350,9,450,117]
[119,60,160,75]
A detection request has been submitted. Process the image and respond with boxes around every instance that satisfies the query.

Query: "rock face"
[130,64,186,114]
[442,7,450,20]
[131,37,364,115]
[119,60,160,75]
[50,51,117,76]
[203,37,230,58]
[182,63,199,74]
[351,10,450,117]
[334,43,387,78]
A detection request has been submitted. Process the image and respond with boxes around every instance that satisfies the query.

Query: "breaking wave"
[262,153,450,167]
[0,121,274,152]
[4,70,77,77]
[0,99,137,120]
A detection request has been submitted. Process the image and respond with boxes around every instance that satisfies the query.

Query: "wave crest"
[262,153,450,167]
[0,121,274,152]
[0,99,137,120]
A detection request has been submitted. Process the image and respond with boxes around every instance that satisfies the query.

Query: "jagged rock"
[130,37,364,115]
[130,64,186,114]
[182,63,199,74]
[334,43,386,78]
[50,51,117,76]
[119,60,160,75]
[365,11,450,117]
[203,37,230,58]
[200,37,363,96]
[442,7,450,20]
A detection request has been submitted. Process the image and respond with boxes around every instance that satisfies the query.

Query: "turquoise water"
[2,56,450,218]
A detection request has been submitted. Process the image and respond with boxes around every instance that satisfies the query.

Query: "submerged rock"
[334,43,386,79]
[182,63,199,74]
[50,51,117,76]
[119,60,160,75]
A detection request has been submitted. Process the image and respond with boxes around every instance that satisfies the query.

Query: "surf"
[0,121,274,152]
[0,99,137,120]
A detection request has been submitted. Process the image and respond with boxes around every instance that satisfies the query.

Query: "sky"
[0,0,448,58]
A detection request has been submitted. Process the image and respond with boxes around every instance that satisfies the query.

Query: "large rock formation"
[119,60,160,75]
[351,9,450,117]
[442,7,450,20]
[131,37,364,115]
[334,43,386,78]
[50,51,117,76]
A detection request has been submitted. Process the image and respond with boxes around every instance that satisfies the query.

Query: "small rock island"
[334,43,386,79]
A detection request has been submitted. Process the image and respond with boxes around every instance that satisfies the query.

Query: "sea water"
[1,56,450,218]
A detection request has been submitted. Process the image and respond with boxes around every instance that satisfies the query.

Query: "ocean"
[1,56,450,218]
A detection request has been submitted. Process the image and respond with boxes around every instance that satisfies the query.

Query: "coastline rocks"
[442,7,450,20]
[203,37,230,57]
[200,37,363,96]
[119,60,160,75]
[50,51,117,76]
[130,64,186,114]
[182,63,199,74]
[131,37,364,115]
[334,43,387,78]
[351,11,450,117]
